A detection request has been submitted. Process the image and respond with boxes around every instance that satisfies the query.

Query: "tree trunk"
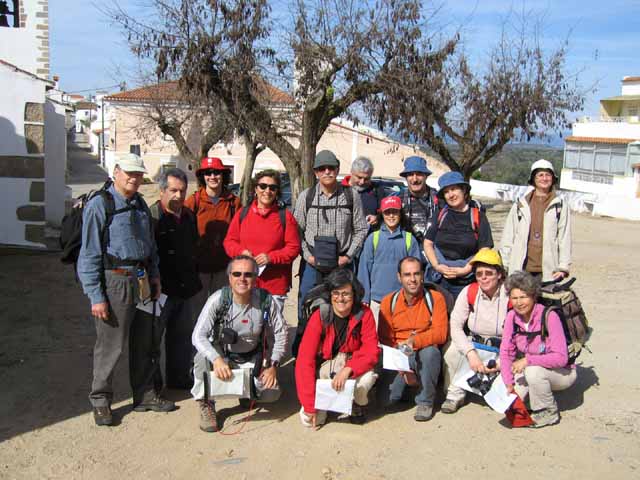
[239,132,263,206]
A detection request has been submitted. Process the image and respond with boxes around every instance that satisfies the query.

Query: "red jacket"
[295,306,380,414]
[223,202,301,295]
[185,188,241,273]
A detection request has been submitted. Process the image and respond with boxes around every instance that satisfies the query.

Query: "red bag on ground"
[505,395,534,427]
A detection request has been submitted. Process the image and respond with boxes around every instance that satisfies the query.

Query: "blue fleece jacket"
[357,224,421,304]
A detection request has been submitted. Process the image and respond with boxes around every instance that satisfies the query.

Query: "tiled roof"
[75,101,98,110]
[104,79,293,105]
[566,136,637,145]
[622,76,640,83]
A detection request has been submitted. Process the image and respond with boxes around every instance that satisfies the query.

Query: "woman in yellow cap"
[441,248,509,413]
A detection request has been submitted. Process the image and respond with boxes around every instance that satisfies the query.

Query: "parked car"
[229,173,407,208]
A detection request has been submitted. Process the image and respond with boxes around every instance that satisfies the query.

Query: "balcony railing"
[576,115,640,124]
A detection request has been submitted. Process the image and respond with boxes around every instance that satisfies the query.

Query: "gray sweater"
[192,289,288,364]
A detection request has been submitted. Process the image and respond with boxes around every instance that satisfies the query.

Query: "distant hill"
[420,143,564,185]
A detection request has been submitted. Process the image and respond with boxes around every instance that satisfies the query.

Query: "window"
[129,144,141,156]
[565,142,631,177]
[0,1,20,28]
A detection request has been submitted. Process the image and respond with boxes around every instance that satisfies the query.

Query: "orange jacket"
[378,288,448,351]
[184,188,241,273]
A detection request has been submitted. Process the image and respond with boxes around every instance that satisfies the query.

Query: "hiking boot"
[238,398,253,409]
[133,393,176,413]
[198,400,218,432]
[440,397,464,414]
[349,404,366,425]
[531,407,559,428]
[414,404,434,422]
[93,406,113,426]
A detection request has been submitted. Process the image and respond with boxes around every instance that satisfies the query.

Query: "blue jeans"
[378,346,441,407]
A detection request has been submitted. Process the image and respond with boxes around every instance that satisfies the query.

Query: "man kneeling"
[191,255,288,432]
[378,256,448,422]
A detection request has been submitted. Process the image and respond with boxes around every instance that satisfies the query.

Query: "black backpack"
[59,180,148,271]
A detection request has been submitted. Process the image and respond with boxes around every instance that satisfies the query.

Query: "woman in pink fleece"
[500,271,577,428]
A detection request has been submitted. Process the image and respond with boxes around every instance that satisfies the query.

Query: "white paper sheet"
[452,349,516,413]
[258,265,266,277]
[136,294,167,316]
[314,379,356,415]
[190,368,251,399]
[380,344,411,372]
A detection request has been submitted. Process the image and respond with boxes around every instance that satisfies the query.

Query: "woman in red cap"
[185,157,241,310]
[223,169,301,314]
[356,195,421,323]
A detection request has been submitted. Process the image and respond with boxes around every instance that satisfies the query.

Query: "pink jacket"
[499,303,569,386]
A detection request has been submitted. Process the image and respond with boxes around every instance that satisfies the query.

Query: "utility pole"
[101,96,105,168]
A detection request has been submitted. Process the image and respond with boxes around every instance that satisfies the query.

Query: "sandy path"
[1,181,639,478]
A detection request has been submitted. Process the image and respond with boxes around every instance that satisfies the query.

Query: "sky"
[50,0,640,118]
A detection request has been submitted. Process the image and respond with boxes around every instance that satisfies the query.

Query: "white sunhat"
[115,153,147,174]
[529,159,556,185]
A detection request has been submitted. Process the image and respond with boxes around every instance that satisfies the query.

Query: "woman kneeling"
[500,271,577,428]
[442,248,509,413]
[295,269,380,426]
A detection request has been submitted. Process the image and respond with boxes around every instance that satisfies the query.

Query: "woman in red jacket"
[295,268,380,426]
[223,170,301,313]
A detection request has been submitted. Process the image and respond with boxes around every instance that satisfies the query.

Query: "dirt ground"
[1,148,639,479]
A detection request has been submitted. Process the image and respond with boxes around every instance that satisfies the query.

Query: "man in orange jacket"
[377,256,448,422]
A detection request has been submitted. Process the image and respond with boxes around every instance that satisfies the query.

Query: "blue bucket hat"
[400,156,432,177]
[438,171,470,192]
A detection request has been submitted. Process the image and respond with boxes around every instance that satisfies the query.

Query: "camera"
[466,359,497,396]
[220,327,238,345]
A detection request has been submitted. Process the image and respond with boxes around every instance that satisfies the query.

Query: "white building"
[561,76,640,220]
[0,0,69,247]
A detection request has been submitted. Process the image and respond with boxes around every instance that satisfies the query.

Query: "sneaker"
[93,406,113,426]
[414,404,434,422]
[198,400,218,433]
[349,404,366,425]
[531,407,559,428]
[440,397,464,414]
[133,393,176,413]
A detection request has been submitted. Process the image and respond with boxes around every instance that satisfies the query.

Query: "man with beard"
[399,156,439,246]
[149,168,202,389]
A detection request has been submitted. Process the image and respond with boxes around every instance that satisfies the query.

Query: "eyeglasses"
[230,271,256,279]
[475,269,497,278]
[382,209,401,216]
[203,169,225,176]
[331,290,353,299]
[314,166,337,173]
[257,183,279,192]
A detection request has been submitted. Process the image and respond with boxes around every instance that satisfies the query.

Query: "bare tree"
[109,0,457,199]
[367,18,586,179]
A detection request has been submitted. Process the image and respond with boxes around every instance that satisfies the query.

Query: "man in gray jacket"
[191,255,288,432]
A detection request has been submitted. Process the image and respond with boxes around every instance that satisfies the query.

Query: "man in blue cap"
[399,156,439,246]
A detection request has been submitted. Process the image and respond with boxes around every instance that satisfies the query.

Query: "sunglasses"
[230,271,256,279]
[382,209,401,216]
[314,166,337,173]
[257,183,279,192]
[475,269,497,278]
[203,169,225,176]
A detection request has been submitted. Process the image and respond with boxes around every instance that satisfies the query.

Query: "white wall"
[621,81,640,96]
[0,178,45,247]
[0,64,47,154]
[560,168,637,198]
[0,0,45,75]
[573,121,640,139]
[44,100,67,225]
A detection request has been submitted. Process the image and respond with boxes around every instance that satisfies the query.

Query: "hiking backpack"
[238,204,287,230]
[372,230,412,255]
[304,184,354,216]
[510,277,591,365]
[437,199,483,240]
[291,282,364,358]
[59,180,150,270]
[389,282,454,317]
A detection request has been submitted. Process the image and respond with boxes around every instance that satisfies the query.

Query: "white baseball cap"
[115,153,147,174]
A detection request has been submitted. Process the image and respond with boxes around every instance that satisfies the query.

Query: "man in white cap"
[78,153,175,426]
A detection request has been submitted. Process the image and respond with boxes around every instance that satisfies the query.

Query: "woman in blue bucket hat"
[423,171,494,299]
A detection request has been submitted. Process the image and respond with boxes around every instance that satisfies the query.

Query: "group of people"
[77,148,575,432]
